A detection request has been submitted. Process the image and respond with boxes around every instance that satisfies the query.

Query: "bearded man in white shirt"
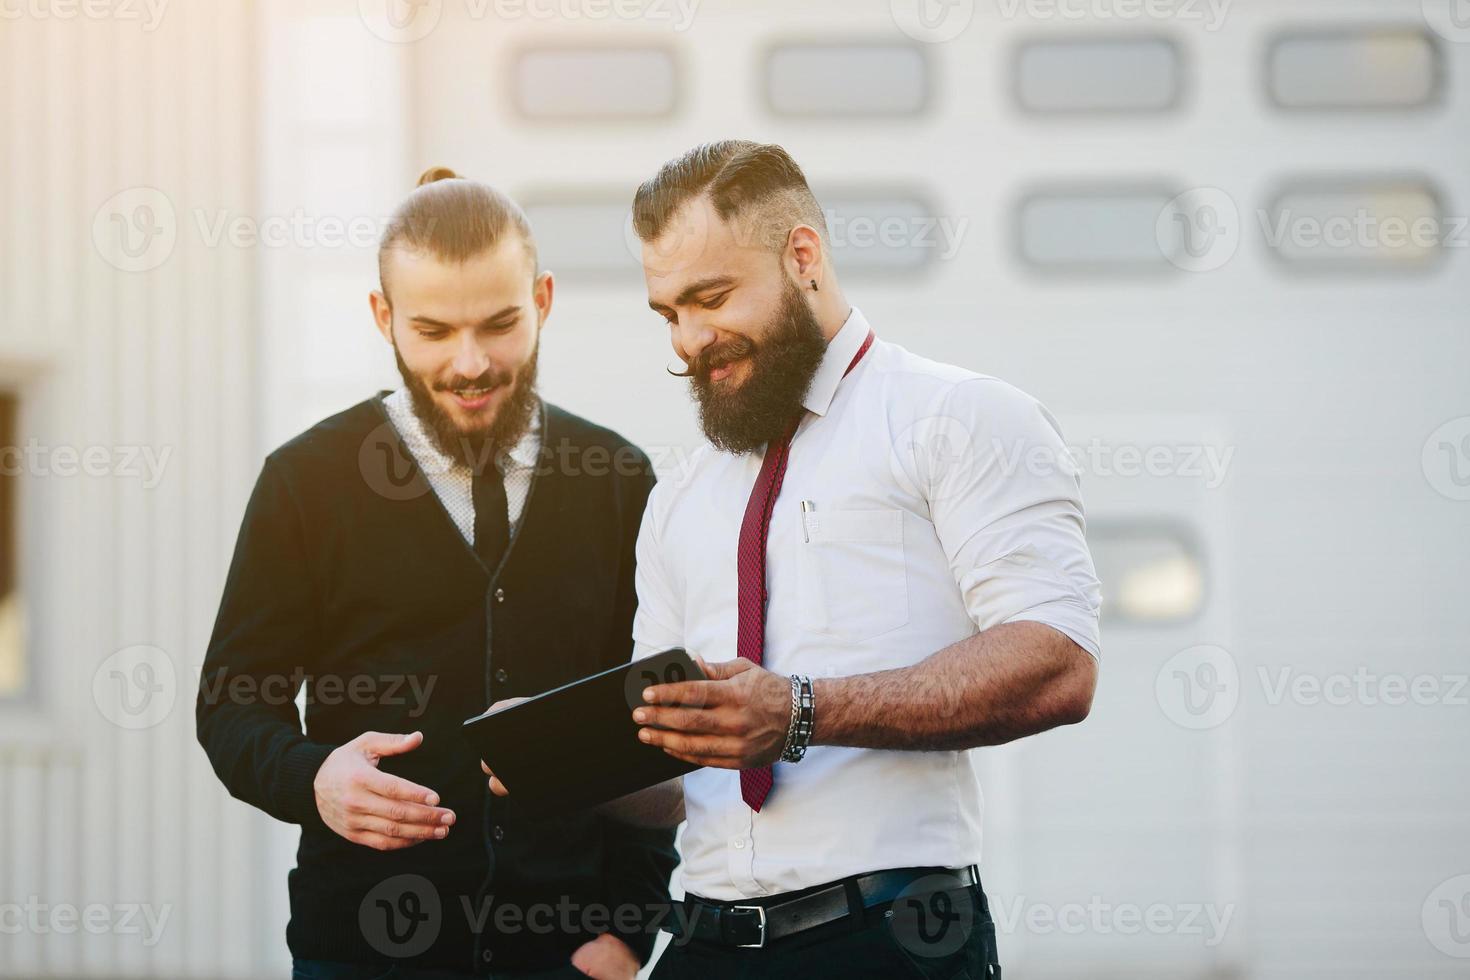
[618,140,1102,979]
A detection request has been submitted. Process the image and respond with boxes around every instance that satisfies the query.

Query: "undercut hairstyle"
[631,140,829,253]
[377,166,538,300]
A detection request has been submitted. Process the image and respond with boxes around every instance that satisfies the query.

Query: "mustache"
[434,367,513,391]
[668,335,756,380]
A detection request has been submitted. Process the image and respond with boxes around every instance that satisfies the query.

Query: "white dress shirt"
[382,388,542,543]
[631,308,1101,902]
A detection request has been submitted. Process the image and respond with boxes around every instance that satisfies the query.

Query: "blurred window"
[514,47,678,119]
[522,197,638,279]
[1016,37,1181,113]
[1269,31,1441,109]
[1091,524,1205,625]
[1266,181,1444,272]
[765,43,928,116]
[1018,188,1176,273]
[819,193,947,275]
[520,190,956,281]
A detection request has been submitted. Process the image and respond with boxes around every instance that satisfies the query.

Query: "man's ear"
[533,270,555,329]
[785,224,824,287]
[369,289,394,345]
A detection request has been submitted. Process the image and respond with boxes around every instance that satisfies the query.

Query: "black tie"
[472,464,509,570]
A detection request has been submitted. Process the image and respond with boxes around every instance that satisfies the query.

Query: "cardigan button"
[492,825,506,842]
[494,587,506,603]
[494,668,509,684]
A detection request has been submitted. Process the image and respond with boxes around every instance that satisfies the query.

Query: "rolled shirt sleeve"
[919,378,1102,658]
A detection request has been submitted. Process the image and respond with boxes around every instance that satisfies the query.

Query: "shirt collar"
[383,387,543,474]
[801,307,873,418]
[503,406,543,469]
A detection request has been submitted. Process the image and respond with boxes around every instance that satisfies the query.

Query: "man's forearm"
[196,687,332,824]
[811,621,1096,752]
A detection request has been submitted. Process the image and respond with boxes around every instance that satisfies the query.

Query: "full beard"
[687,281,828,455]
[395,341,540,474]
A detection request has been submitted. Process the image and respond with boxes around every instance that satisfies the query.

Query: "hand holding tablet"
[463,647,706,815]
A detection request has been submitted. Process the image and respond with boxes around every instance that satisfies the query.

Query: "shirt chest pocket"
[797,508,910,642]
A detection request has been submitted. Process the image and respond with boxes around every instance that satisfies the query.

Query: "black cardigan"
[196,394,677,974]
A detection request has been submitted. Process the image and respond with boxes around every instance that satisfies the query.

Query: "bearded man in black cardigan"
[196,167,677,980]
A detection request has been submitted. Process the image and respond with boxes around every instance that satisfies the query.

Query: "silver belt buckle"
[730,905,768,949]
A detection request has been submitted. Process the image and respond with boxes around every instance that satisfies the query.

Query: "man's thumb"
[362,730,423,760]
[702,658,749,680]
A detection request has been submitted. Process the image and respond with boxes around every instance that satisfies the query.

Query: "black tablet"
[461,647,706,815]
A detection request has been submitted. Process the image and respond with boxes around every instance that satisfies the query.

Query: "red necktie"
[737,329,874,812]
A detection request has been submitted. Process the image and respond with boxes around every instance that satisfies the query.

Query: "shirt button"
[734,839,746,850]
[494,668,509,684]
[494,587,506,603]
[492,825,506,842]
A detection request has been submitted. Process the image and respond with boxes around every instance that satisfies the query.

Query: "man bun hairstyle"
[378,166,538,299]
[416,165,461,186]
[631,140,829,253]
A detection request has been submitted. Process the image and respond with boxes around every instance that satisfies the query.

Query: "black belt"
[675,865,980,950]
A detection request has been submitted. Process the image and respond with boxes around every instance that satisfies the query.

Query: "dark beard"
[395,341,540,475]
[687,281,828,455]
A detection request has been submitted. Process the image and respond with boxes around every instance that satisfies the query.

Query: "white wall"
[0,2,270,977]
[393,1,1470,977]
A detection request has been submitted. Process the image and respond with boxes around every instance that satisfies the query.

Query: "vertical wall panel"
[6,755,45,974]
[0,14,12,324]
[216,2,262,972]
[74,13,117,978]
[42,13,77,343]
[149,4,187,975]
[182,1,226,972]
[112,13,153,974]
[0,2,262,977]
[3,0,38,342]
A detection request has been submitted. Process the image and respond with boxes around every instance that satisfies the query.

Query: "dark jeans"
[652,881,1001,980]
[292,960,587,980]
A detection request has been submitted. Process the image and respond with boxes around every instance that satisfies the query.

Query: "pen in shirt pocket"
[801,500,816,542]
